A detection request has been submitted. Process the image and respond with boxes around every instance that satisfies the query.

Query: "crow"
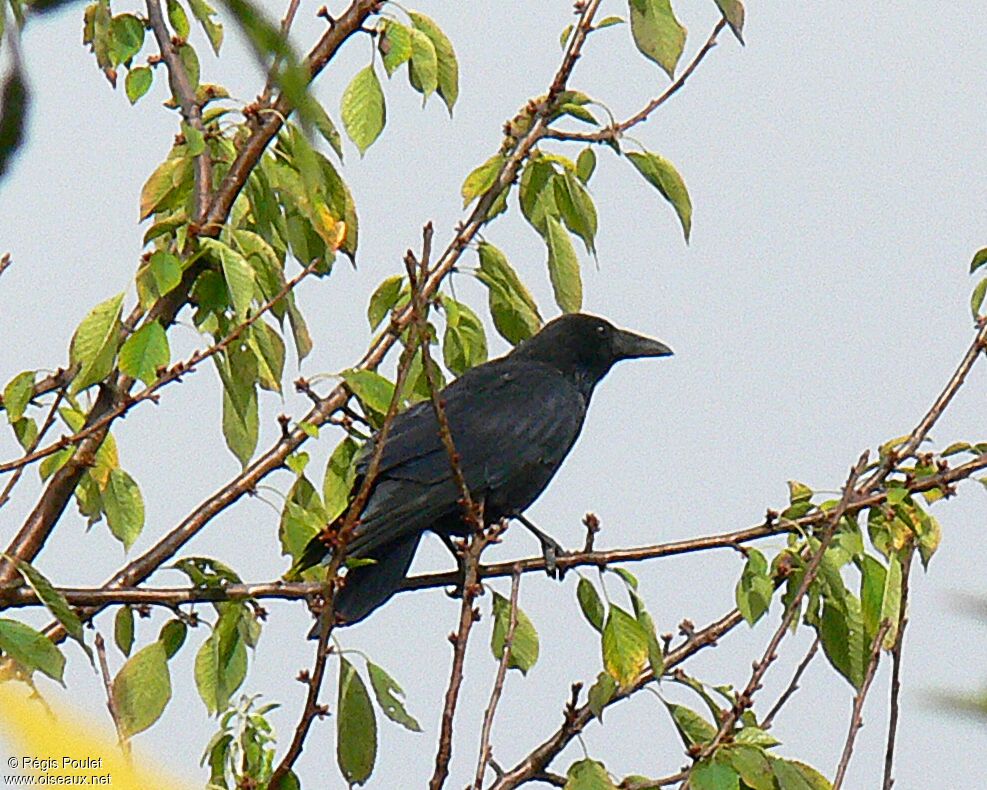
[289,313,672,626]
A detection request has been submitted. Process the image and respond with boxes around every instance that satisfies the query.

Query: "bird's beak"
[612,328,674,360]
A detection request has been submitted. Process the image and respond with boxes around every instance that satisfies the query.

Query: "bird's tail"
[306,531,423,636]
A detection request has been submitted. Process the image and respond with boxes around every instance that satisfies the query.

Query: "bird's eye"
[596,325,606,335]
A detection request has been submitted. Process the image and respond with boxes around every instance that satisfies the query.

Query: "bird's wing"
[345,359,585,558]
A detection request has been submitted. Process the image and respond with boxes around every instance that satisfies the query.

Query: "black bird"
[290,313,672,625]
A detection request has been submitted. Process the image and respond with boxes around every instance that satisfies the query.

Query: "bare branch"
[545,19,727,144]
[832,621,891,790]
[882,550,912,790]
[0,388,64,510]
[474,567,522,789]
[94,632,130,752]
[144,0,211,223]
[762,636,820,730]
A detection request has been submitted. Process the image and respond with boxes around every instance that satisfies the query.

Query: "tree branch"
[761,636,819,730]
[145,0,211,223]
[832,621,891,790]
[882,550,912,790]
[474,567,522,790]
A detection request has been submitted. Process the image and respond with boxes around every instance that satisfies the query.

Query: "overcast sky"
[2,2,986,787]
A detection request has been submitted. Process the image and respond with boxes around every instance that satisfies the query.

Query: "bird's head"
[514,313,673,394]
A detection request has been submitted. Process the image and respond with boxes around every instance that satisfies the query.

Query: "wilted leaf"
[366,661,421,732]
[602,606,648,687]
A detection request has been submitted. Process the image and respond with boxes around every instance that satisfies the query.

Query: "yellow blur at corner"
[0,684,192,789]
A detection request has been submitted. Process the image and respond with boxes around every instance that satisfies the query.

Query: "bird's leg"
[439,533,467,598]
[513,514,566,579]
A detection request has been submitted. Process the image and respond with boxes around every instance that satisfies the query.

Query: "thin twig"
[0,388,64,510]
[144,0,211,223]
[259,0,303,103]
[882,550,912,790]
[429,516,492,790]
[94,633,129,752]
[545,19,726,143]
[762,636,820,730]
[698,453,870,760]
[832,621,892,790]
[474,567,522,789]
[488,608,744,790]
[863,320,987,493]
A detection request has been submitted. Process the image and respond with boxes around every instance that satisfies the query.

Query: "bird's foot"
[539,534,568,580]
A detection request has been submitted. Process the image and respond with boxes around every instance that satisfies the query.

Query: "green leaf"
[718,745,773,790]
[286,297,313,362]
[12,417,38,451]
[182,121,205,156]
[587,671,617,720]
[577,577,605,632]
[0,618,65,682]
[139,153,190,220]
[665,702,716,747]
[166,0,190,36]
[545,216,582,313]
[407,27,438,99]
[125,66,153,104]
[475,242,542,345]
[280,476,328,561]
[625,150,692,241]
[112,641,171,738]
[971,278,987,318]
[108,14,145,67]
[858,553,885,646]
[177,43,200,91]
[602,606,648,687]
[323,437,359,521]
[341,65,386,156]
[366,661,421,732]
[119,322,170,386]
[576,147,596,183]
[970,246,987,273]
[248,321,285,393]
[491,591,540,674]
[341,369,396,418]
[770,758,832,790]
[215,347,259,467]
[461,153,505,208]
[148,250,182,298]
[595,16,625,29]
[735,726,780,748]
[714,0,745,43]
[195,610,248,715]
[159,619,188,659]
[187,0,223,53]
[114,606,135,657]
[565,759,616,790]
[337,657,377,786]
[305,97,344,159]
[202,238,255,322]
[367,275,405,330]
[690,759,739,790]
[880,553,902,648]
[554,170,598,254]
[519,158,559,235]
[11,558,85,650]
[408,12,458,112]
[379,19,412,77]
[103,467,145,550]
[69,292,124,394]
[441,297,487,375]
[735,548,773,625]
[3,370,35,423]
[628,0,686,78]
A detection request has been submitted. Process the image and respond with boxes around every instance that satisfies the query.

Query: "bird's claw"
[540,537,567,580]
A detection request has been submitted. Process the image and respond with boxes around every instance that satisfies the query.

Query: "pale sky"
[1,2,986,788]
